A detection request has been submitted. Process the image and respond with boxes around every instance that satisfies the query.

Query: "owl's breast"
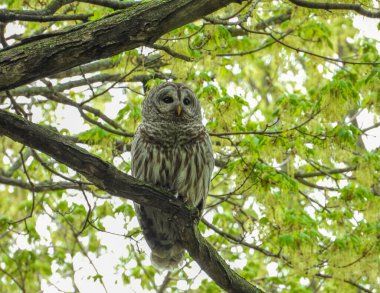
[132,125,213,208]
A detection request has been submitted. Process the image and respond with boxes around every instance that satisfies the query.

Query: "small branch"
[361,121,380,133]
[79,0,139,9]
[269,33,380,65]
[295,166,355,178]
[210,110,317,137]
[298,190,328,213]
[255,9,292,30]
[204,0,260,25]
[296,177,339,191]
[40,84,133,137]
[0,267,24,292]
[0,22,8,48]
[216,29,293,57]
[3,148,32,177]
[0,9,92,22]
[3,73,142,97]
[202,219,289,262]
[9,148,36,225]
[76,187,93,236]
[315,273,373,293]
[0,0,139,23]
[157,271,172,293]
[288,0,380,19]
[149,44,194,62]
[0,174,92,192]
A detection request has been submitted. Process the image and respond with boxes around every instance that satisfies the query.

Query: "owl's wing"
[131,126,185,268]
[197,133,215,212]
[130,126,144,179]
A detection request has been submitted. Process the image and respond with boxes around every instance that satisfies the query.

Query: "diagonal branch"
[181,222,264,293]
[0,108,263,293]
[0,0,240,91]
[0,109,188,217]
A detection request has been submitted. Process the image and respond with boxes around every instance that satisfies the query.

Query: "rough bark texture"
[0,0,238,91]
[182,224,264,293]
[0,109,264,293]
[0,109,191,217]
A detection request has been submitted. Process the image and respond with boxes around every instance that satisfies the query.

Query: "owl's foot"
[162,186,179,199]
[177,194,189,203]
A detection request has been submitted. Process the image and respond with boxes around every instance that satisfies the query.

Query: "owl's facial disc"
[144,82,202,123]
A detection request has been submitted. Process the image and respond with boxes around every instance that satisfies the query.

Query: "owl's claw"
[165,188,178,198]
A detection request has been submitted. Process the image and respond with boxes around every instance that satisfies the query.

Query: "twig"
[9,147,36,225]
[269,33,380,65]
[149,44,194,62]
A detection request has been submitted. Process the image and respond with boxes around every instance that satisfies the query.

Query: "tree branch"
[181,223,264,293]
[288,0,380,18]
[0,9,92,22]
[0,109,188,216]
[0,174,91,192]
[0,109,263,293]
[0,0,239,91]
[0,0,138,23]
[294,166,355,178]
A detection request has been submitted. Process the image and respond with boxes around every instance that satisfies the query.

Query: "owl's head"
[142,82,202,123]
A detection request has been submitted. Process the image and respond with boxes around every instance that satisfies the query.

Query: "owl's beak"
[176,104,182,116]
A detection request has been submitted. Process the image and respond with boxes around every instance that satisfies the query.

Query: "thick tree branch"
[181,223,264,293]
[0,0,239,91]
[0,109,263,293]
[0,109,188,217]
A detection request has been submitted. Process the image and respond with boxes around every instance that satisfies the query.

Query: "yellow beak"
[176,104,182,116]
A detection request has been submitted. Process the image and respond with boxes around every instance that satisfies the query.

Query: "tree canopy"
[0,0,379,292]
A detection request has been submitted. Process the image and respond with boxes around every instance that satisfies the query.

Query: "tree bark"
[0,0,238,91]
[0,109,264,293]
[182,224,264,293]
[0,109,190,217]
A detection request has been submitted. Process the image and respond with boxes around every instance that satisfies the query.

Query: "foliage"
[0,0,379,292]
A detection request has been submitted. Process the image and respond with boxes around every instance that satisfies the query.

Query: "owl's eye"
[162,96,173,103]
[183,97,191,105]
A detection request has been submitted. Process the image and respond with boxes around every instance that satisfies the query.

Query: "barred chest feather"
[131,122,213,208]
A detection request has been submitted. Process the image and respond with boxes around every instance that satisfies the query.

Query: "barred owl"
[131,82,214,269]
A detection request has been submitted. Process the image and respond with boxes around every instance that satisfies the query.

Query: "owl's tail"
[134,203,185,269]
[150,246,184,269]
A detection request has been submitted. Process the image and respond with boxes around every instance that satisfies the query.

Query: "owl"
[131,82,214,269]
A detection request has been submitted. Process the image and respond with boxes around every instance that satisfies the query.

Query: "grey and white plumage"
[131,82,214,269]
